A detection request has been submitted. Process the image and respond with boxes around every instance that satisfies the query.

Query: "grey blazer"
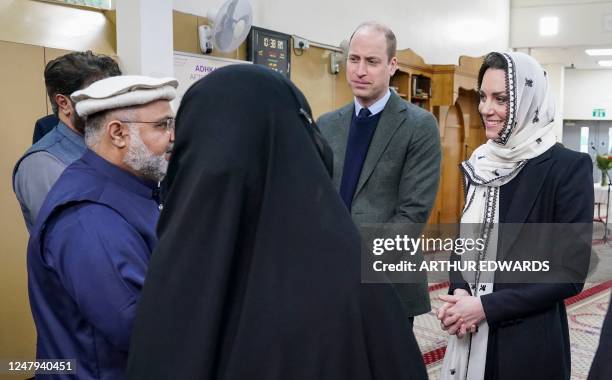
[317,92,441,316]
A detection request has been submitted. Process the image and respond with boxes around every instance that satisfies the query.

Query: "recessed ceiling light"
[598,60,612,67]
[586,49,612,56]
[539,17,559,36]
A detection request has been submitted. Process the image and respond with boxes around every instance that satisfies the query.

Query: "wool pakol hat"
[71,75,178,117]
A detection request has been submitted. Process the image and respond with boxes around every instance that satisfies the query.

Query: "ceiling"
[525,46,612,70]
[511,0,612,70]
[512,0,612,8]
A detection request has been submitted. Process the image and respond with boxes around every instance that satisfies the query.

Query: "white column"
[543,63,565,142]
[116,0,174,77]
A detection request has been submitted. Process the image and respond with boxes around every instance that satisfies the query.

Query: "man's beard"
[123,125,170,182]
[71,112,86,134]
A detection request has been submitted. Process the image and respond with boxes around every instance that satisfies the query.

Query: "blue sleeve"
[43,203,150,351]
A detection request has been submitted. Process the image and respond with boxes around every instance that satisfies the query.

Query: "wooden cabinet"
[393,49,485,224]
[390,70,409,100]
[411,74,432,110]
[390,49,434,112]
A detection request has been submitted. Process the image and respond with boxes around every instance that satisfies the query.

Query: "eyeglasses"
[118,117,175,132]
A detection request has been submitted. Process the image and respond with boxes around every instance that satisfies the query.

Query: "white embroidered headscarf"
[441,52,557,380]
[462,52,557,193]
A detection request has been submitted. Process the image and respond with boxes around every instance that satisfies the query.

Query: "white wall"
[543,63,565,140]
[564,69,612,120]
[117,0,174,76]
[511,1,612,48]
[173,0,510,65]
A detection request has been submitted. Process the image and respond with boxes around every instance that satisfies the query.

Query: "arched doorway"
[431,88,485,224]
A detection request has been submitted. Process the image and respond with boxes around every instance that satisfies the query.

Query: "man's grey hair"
[349,21,397,62]
[83,108,135,147]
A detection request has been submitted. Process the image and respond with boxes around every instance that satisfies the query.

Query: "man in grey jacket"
[13,51,121,232]
[317,22,441,320]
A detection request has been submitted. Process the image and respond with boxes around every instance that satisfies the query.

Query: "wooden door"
[430,89,485,224]
[0,40,47,365]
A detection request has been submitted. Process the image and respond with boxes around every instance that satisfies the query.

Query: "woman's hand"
[453,289,471,297]
[437,289,470,335]
[439,294,486,337]
[437,288,469,320]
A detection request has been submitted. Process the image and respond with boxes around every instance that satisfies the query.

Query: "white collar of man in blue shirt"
[353,88,391,117]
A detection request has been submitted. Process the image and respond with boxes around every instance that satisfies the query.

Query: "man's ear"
[55,94,72,116]
[389,56,398,76]
[108,120,129,148]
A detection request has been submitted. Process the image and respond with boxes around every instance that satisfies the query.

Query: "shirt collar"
[81,149,159,199]
[57,121,87,149]
[354,88,391,117]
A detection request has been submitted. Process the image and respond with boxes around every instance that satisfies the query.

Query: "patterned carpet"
[414,281,612,379]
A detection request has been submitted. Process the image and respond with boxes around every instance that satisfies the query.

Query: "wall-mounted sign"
[593,108,607,118]
[247,27,291,78]
[173,51,249,107]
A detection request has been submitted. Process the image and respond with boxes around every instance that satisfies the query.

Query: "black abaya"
[127,65,426,380]
[588,293,612,380]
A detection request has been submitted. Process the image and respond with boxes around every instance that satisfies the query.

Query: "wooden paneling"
[173,10,200,54]
[429,91,485,224]
[291,47,336,119]
[457,55,484,77]
[292,47,351,118]
[457,88,485,160]
[432,70,454,106]
[0,41,47,367]
[439,106,464,223]
[333,63,353,110]
[431,89,485,224]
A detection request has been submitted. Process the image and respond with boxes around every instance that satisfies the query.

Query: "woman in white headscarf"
[438,52,593,380]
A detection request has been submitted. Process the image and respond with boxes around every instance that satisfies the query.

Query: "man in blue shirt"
[13,51,121,232]
[28,75,178,379]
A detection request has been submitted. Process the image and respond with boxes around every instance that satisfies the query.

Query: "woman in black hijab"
[127,65,427,380]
